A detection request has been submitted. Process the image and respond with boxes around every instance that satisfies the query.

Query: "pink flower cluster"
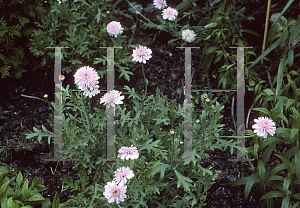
[132,45,152,64]
[153,0,167,9]
[252,116,276,138]
[74,66,100,98]
[103,145,139,204]
[153,0,178,21]
[100,90,124,109]
[107,21,124,38]
[162,7,178,21]
[117,145,139,160]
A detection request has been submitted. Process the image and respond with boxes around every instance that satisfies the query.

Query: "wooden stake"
[261,0,272,64]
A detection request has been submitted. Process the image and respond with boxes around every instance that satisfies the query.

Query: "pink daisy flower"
[103,181,127,204]
[162,7,178,21]
[113,167,134,185]
[74,66,100,90]
[118,145,139,160]
[153,0,167,9]
[59,75,65,81]
[107,21,124,38]
[252,116,276,138]
[132,45,152,64]
[100,90,124,109]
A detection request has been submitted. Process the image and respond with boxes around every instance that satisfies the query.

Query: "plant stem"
[117,34,121,47]
[126,0,157,27]
[81,92,92,132]
[88,97,92,114]
[128,15,138,46]
[141,63,148,100]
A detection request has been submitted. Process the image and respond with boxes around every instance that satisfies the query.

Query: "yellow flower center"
[113,190,118,195]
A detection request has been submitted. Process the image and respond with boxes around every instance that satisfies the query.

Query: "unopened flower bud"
[170,130,175,135]
[106,11,110,14]
[214,110,217,113]
[206,98,210,103]
[196,119,200,124]
[203,94,208,99]
[44,94,48,98]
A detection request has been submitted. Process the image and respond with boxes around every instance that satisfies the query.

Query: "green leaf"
[95,8,101,24]
[276,53,287,100]
[204,22,218,28]
[139,139,160,155]
[258,160,266,189]
[117,65,133,82]
[16,172,23,188]
[270,163,288,176]
[252,108,271,117]
[291,193,300,200]
[287,49,294,67]
[266,175,284,183]
[282,177,291,196]
[295,150,300,182]
[276,113,289,126]
[290,128,298,141]
[21,179,30,202]
[281,196,290,208]
[0,181,10,198]
[174,170,193,192]
[1,196,8,208]
[119,108,131,128]
[244,172,258,200]
[247,32,286,71]
[7,197,16,208]
[233,176,250,186]
[240,29,260,36]
[262,142,277,166]
[124,86,142,101]
[291,201,300,208]
[263,88,274,96]
[27,193,45,202]
[73,0,91,7]
[286,99,295,110]
[271,0,295,26]
[254,143,259,158]
[260,191,285,200]
[149,161,171,179]
[206,46,218,54]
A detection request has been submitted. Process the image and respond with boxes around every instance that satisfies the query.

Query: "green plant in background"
[0,166,65,207]
[233,77,300,207]
[29,0,135,82]
[0,0,45,79]
[246,1,300,101]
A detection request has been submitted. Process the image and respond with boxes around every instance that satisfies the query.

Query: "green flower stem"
[126,0,157,27]
[128,14,138,46]
[116,34,121,47]
[141,63,148,100]
[88,97,92,115]
[81,92,92,132]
